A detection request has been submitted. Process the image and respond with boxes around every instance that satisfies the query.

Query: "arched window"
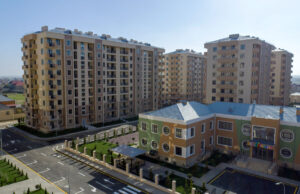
[280,129,294,143]
[242,124,251,136]
[141,138,147,146]
[280,148,292,159]
[162,143,170,152]
[151,141,158,149]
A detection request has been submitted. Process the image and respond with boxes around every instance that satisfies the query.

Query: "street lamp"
[276,182,285,194]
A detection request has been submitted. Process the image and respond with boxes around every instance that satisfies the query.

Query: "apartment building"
[270,49,293,106]
[204,34,275,105]
[22,26,164,133]
[161,49,206,106]
[138,101,300,170]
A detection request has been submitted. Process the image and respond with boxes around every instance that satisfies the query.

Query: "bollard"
[84,147,87,155]
[192,188,196,194]
[139,168,143,180]
[155,174,159,185]
[103,154,106,163]
[76,137,79,144]
[64,140,68,148]
[93,150,96,159]
[172,180,176,193]
[114,159,117,168]
[126,163,129,174]
[76,144,79,152]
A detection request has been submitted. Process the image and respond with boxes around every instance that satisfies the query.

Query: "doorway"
[252,147,273,161]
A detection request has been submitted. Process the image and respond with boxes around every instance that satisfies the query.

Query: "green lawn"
[0,159,27,187]
[4,93,25,105]
[202,150,235,167]
[23,188,50,194]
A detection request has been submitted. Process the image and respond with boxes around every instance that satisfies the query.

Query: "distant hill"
[292,75,300,85]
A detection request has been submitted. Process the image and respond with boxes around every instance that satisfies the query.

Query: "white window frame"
[175,128,183,139]
[251,125,276,145]
[280,129,294,143]
[217,120,233,131]
[242,123,251,136]
[209,136,214,145]
[280,147,292,159]
[201,123,206,134]
[151,124,158,134]
[189,144,195,156]
[209,120,214,130]
[151,140,158,150]
[174,146,183,157]
[162,143,170,152]
[217,136,233,147]
[190,127,195,138]
[163,126,170,136]
[141,122,147,131]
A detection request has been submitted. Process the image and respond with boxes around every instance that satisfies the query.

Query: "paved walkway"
[109,132,138,145]
[59,149,166,194]
[0,152,65,194]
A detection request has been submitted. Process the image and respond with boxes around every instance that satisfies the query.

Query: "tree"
[184,178,189,194]
[187,173,193,193]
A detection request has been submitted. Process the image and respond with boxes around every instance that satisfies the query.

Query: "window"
[280,129,294,142]
[240,44,245,50]
[175,128,182,138]
[209,121,214,130]
[6,111,10,115]
[189,145,195,155]
[242,124,251,136]
[218,121,233,131]
[280,147,292,158]
[190,127,195,137]
[209,136,213,145]
[141,138,147,146]
[40,38,43,44]
[151,141,158,149]
[163,126,170,135]
[201,140,205,150]
[242,140,250,150]
[252,126,275,144]
[213,47,217,52]
[66,40,71,46]
[175,146,182,156]
[162,143,170,152]
[201,124,205,134]
[152,124,158,134]
[66,50,71,56]
[217,136,232,147]
[141,122,147,131]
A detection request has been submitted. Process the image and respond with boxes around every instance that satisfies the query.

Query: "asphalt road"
[1,128,145,194]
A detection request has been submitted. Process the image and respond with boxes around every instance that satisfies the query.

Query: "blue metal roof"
[111,145,146,158]
[143,101,300,124]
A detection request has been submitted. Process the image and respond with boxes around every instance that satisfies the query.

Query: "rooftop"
[0,95,13,102]
[142,101,300,124]
[111,145,146,158]
[165,49,204,56]
[205,34,273,46]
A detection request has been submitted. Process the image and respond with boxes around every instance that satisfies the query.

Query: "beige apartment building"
[204,34,275,104]
[270,49,293,106]
[160,49,206,106]
[22,26,164,133]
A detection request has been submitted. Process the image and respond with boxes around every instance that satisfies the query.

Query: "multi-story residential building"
[204,34,275,105]
[161,49,206,106]
[270,49,293,106]
[138,101,300,170]
[21,26,164,133]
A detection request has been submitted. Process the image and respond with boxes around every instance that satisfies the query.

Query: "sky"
[0,0,299,77]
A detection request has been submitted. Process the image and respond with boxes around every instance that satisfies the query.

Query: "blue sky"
[0,0,299,76]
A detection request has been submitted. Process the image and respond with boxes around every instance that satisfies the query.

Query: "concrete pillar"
[114,159,117,168]
[103,154,106,162]
[64,140,68,148]
[139,168,143,180]
[76,137,80,144]
[87,135,90,142]
[76,144,79,152]
[126,163,129,174]
[93,150,96,159]
[172,180,176,193]
[155,174,159,185]
[192,188,196,194]
[84,147,87,155]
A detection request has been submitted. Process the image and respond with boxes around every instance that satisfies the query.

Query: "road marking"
[64,185,69,188]
[123,187,137,194]
[16,154,26,159]
[96,181,112,190]
[88,184,97,192]
[26,160,37,165]
[78,172,85,177]
[57,161,64,165]
[114,192,120,194]
[104,178,115,184]
[74,187,84,194]
[53,177,66,184]
[118,190,129,194]
[38,168,50,174]
[127,186,141,192]
[27,146,32,149]
[41,153,47,156]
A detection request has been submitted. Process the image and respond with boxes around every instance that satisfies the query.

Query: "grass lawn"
[24,188,50,194]
[4,93,25,105]
[0,159,27,187]
[78,140,118,163]
[278,166,300,181]
[138,155,209,178]
[202,150,235,167]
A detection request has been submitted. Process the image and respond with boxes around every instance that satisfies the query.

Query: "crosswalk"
[113,185,142,194]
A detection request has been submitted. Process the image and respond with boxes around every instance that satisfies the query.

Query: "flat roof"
[111,145,146,158]
[0,95,13,102]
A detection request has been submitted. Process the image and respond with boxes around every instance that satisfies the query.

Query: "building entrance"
[252,147,273,161]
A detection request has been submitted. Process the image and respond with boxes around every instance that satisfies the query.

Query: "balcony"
[107,91,116,95]
[120,90,129,94]
[107,49,116,54]
[120,98,128,102]
[120,58,129,63]
[120,82,128,86]
[107,66,116,70]
[107,99,116,103]
[120,74,128,78]
[46,42,55,47]
[120,67,128,70]
[47,53,55,58]
[107,82,116,86]
[120,50,129,55]
[107,57,116,62]
[107,74,116,78]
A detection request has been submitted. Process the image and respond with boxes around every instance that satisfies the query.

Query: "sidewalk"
[0,151,65,194]
[58,149,167,194]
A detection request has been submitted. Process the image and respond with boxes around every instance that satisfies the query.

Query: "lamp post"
[276,182,285,194]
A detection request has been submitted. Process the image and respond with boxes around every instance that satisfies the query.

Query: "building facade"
[22,26,164,133]
[204,34,275,105]
[270,49,293,106]
[290,93,300,104]
[161,49,206,106]
[138,101,300,169]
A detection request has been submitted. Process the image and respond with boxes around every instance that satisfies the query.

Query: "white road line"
[16,154,26,159]
[53,177,65,184]
[38,168,50,174]
[88,184,97,192]
[127,186,141,192]
[95,181,112,190]
[118,190,129,194]
[41,153,47,157]
[27,146,32,149]
[78,172,85,177]
[114,192,120,194]
[122,187,137,194]
[57,161,64,165]
[104,178,115,184]
[26,160,37,165]
[74,187,84,194]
